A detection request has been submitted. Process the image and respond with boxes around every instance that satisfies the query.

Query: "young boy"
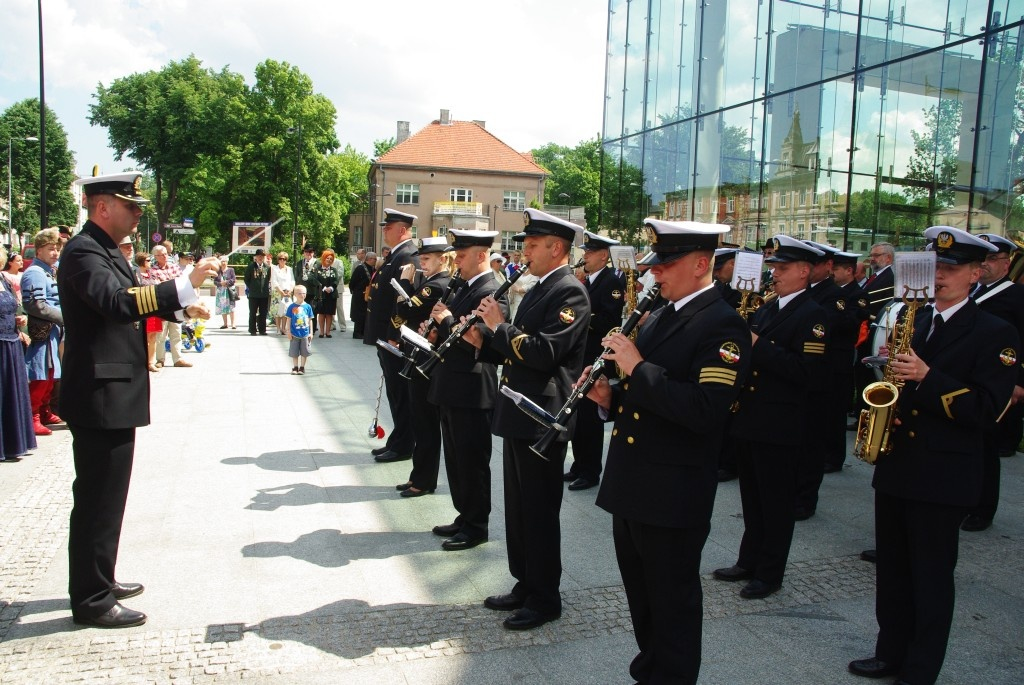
[286,285,314,374]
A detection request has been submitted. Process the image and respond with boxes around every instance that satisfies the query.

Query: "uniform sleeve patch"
[812,323,825,339]
[857,298,868,308]
[422,286,431,297]
[719,342,741,364]
[510,334,529,360]
[940,388,970,419]
[1000,348,1017,367]
[390,315,405,329]
[611,289,623,300]
[559,308,576,325]
[699,367,738,385]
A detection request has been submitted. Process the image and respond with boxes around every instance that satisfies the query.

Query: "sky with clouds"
[1,0,608,177]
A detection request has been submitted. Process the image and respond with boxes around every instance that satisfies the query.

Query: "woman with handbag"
[0,245,35,462]
[20,228,64,436]
[271,252,296,335]
[213,256,237,329]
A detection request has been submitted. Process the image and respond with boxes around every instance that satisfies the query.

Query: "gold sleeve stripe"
[699,367,737,382]
[391,316,404,329]
[130,285,158,315]
[803,343,826,354]
[940,388,970,419]
[700,376,737,386]
[510,334,529,360]
[410,296,423,307]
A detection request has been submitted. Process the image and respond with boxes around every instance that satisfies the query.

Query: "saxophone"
[853,287,926,464]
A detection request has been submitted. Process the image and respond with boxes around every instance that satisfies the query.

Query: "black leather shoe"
[739,579,782,599]
[484,593,525,611]
[860,549,877,563]
[848,657,900,678]
[73,603,147,628]
[823,463,843,474]
[567,477,597,491]
[562,472,575,482]
[395,481,413,491]
[717,469,737,482]
[712,565,752,582]
[432,523,460,537]
[961,515,992,532]
[111,582,144,600]
[400,486,434,498]
[441,532,487,551]
[374,450,412,463]
[373,446,392,457]
[503,607,559,630]
[794,507,815,521]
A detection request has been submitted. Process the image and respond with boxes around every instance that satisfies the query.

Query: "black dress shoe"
[712,565,752,582]
[562,472,575,482]
[441,532,487,551]
[374,450,412,463]
[717,469,737,482]
[503,607,559,630]
[111,582,144,600]
[432,523,460,537]
[567,477,597,491]
[794,507,815,521]
[848,657,900,678]
[484,593,525,611]
[739,579,782,599]
[373,446,392,457]
[961,515,992,532]
[860,549,877,563]
[400,486,434,498]
[823,463,843,474]
[73,603,147,628]
[395,481,413,491]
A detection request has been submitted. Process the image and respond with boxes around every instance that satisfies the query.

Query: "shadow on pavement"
[241,529,436,567]
[222,449,361,472]
[245,483,400,510]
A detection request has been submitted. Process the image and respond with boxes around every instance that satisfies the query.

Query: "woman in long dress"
[0,245,35,462]
[270,252,296,335]
[310,250,340,337]
[213,257,237,329]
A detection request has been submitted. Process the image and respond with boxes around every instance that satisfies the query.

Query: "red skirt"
[145,316,163,334]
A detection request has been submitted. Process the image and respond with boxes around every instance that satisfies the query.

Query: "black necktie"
[928,313,944,340]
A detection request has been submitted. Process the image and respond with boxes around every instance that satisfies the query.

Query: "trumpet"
[416,263,531,379]
[519,283,662,459]
[398,270,463,380]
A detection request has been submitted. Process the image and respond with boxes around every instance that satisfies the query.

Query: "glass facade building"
[601,1,1024,253]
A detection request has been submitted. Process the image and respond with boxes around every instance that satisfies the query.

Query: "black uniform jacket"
[715,279,742,310]
[483,264,590,441]
[865,266,895,319]
[596,287,751,528]
[874,301,1018,507]
[396,271,450,333]
[364,240,417,346]
[731,290,829,446]
[348,261,372,297]
[975,277,1024,387]
[584,267,626,359]
[57,221,187,429]
[811,277,865,369]
[427,271,505,409]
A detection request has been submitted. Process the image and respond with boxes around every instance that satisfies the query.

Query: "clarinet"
[416,263,531,379]
[398,270,463,380]
[527,283,662,459]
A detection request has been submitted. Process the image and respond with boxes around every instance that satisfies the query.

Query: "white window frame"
[503,190,526,211]
[396,183,419,205]
[450,188,473,203]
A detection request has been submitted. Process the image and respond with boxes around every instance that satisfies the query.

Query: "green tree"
[373,138,396,158]
[0,98,78,237]
[904,99,962,208]
[846,189,927,246]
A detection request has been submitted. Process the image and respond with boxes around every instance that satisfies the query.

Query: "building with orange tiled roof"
[350,110,547,253]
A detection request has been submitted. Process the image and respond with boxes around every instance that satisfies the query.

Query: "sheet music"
[894,252,935,301]
[731,252,764,292]
[610,246,637,271]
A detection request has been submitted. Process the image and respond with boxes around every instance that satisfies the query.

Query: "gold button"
[612,428,618,436]
[748,386,756,391]
[627,436,634,444]
[617,406,623,414]
[501,377,508,383]
[623,383,630,390]
[908,431,916,438]
[633,412,639,420]
[752,371,759,377]
[911,410,919,416]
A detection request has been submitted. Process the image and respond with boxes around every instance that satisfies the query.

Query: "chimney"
[440,109,451,126]
[472,120,486,129]
[396,121,410,144]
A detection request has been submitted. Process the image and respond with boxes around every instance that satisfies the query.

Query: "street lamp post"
[287,125,302,260]
[7,136,39,248]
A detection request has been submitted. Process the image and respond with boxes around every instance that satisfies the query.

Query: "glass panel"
[621,0,651,136]
[859,1,985,62]
[647,0,696,128]
[645,119,694,226]
[604,0,630,139]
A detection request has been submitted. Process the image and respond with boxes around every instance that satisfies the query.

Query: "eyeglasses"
[869,252,884,258]
[278,257,287,261]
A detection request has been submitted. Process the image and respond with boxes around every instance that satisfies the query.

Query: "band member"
[393,237,452,498]
[427,230,506,550]
[587,219,750,684]
[794,241,865,519]
[465,209,589,630]
[960,233,1024,531]
[365,209,418,463]
[565,230,625,491]
[714,235,828,599]
[849,226,1018,684]
[828,250,870,472]
[712,248,742,309]
[856,242,896,410]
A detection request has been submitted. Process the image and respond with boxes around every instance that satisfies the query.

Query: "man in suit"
[365,209,418,463]
[589,219,751,684]
[794,241,865,518]
[849,227,1018,684]
[467,208,590,630]
[960,233,1024,531]
[565,230,625,491]
[427,230,505,550]
[829,250,870,471]
[59,172,217,628]
[243,248,271,335]
[348,250,375,339]
[714,235,828,599]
